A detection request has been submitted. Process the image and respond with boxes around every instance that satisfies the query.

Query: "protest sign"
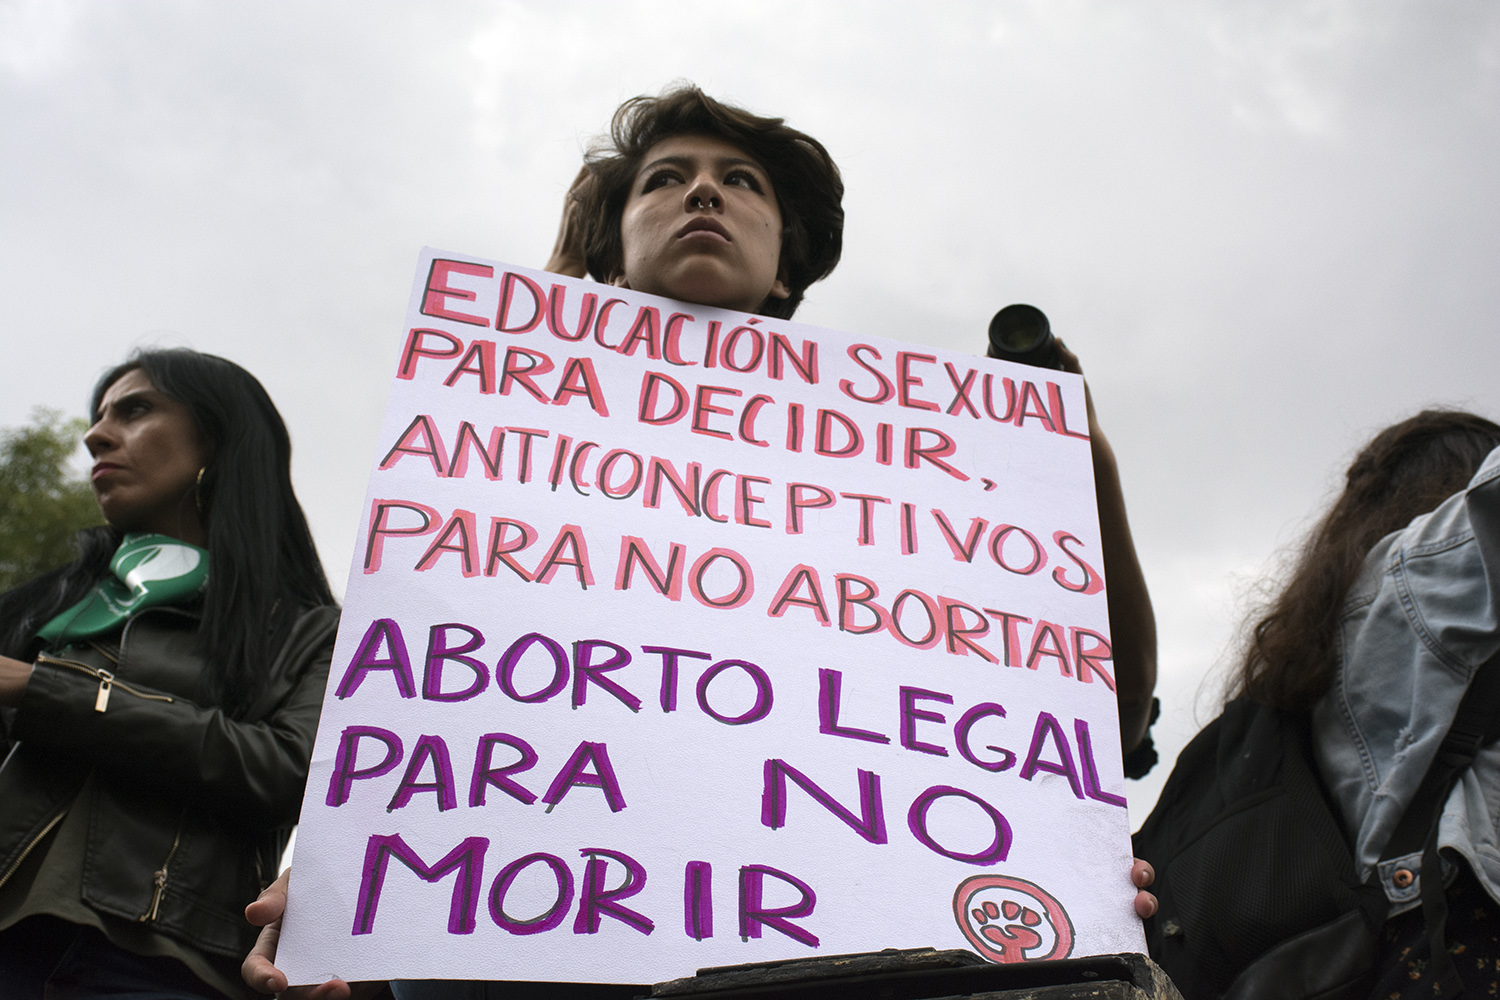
[277,248,1145,985]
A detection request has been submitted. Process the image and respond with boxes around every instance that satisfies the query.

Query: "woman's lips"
[676,218,731,241]
[91,462,123,481]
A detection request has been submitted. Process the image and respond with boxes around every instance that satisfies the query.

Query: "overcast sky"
[4,0,1498,824]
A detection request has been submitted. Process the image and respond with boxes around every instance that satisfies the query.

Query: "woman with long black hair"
[0,347,338,998]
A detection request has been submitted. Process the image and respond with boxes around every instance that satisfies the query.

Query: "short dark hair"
[0,348,334,718]
[577,84,844,319]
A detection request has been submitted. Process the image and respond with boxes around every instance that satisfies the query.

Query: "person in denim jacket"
[1233,410,1500,997]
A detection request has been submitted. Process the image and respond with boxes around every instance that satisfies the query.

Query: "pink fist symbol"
[953,875,1074,964]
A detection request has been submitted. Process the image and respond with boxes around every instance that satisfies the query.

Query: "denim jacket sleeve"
[1313,444,1500,909]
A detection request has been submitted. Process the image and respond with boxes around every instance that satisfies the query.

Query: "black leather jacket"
[0,603,338,958]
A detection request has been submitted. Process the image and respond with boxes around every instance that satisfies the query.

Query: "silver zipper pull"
[143,867,168,922]
[94,670,114,712]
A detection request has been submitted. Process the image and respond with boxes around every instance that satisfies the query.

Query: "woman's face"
[84,368,210,544]
[615,134,789,314]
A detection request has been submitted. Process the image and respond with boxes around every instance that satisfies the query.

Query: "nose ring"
[690,194,719,210]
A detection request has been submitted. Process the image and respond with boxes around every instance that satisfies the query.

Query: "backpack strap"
[1382,652,1500,860]
[1375,650,1500,997]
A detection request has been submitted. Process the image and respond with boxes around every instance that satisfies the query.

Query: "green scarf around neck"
[36,532,210,647]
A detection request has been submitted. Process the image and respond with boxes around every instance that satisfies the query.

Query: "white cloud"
[3,0,1499,827]
[0,0,81,82]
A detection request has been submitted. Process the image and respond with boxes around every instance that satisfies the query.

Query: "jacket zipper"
[86,639,120,666]
[0,809,67,891]
[34,653,174,713]
[141,821,184,923]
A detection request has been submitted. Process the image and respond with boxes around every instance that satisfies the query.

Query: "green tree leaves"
[0,409,104,591]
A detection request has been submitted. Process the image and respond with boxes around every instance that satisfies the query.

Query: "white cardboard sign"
[278,248,1145,985]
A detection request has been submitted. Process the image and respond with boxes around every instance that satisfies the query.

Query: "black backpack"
[1132,663,1500,1000]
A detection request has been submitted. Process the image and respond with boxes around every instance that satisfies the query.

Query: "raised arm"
[1057,340,1158,755]
[542,164,594,278]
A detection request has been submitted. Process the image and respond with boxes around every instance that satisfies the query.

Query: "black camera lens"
[987,304,1061,370]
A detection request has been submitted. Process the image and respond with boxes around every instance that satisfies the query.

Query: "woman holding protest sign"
[242,83,1159,999]
[543,84,1159,761]
[0,347,338,998]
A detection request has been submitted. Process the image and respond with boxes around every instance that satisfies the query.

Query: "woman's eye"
[726,171,763,192]
[641,170,682,193]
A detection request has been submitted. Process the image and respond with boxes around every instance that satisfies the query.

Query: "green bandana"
[36,533,210,647]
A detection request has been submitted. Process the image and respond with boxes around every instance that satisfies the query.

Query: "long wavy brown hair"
[1235,409,1500,709]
